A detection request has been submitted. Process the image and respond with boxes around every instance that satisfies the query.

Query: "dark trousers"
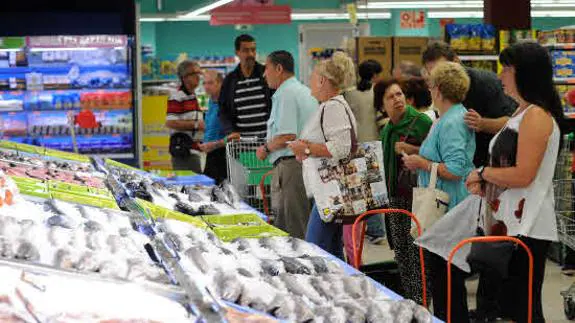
[203,147,227,184]
[499,236,550,323]
[426,250,470,323]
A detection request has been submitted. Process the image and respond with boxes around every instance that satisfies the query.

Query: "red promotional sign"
[210,5,291,25]
[400,11,426,29]
[440,18,456,27]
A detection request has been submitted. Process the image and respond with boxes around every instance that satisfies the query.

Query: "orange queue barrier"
[351,209,428,309]
[447,236,534,323]
[259,169,275,223]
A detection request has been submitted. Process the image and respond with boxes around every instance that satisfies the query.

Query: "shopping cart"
[555,134,575,320]
[226,138,275,221]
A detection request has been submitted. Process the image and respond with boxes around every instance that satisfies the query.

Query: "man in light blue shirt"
[256,50,317,238]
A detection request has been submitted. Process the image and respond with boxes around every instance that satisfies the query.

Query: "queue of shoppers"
[166,34,562,322]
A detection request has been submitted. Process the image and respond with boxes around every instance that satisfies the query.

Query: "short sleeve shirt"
[266,77,318,164]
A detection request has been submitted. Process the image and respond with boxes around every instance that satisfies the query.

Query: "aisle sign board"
[210,5,291,25]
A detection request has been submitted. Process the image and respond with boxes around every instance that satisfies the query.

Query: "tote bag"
[308,97,389,224]
[410,163,450,238]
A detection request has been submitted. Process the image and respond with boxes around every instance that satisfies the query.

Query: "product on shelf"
[0,35,136,158]
[539,29,575,45]
[446,24,496,53]
[552,50,575,79]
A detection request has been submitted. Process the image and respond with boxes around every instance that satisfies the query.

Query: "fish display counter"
[0,142,437,322]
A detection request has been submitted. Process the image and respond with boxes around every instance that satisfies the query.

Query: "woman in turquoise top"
[403,61,476,323]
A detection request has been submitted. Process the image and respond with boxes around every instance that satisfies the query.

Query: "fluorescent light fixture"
[180,0,235,18]
[140,18,166,22]
[428,9,575,18]
[533,10,575,16]
[168,15,211,21]
[363,0,575,9]
[291,12,391,20]
[362,1,483,9]
[427,11,484,18]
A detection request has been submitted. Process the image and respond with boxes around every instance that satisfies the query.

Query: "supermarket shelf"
[0,88,132,94]
[543,43,575,50]
[459,55,499,61]
[554,77,575,85]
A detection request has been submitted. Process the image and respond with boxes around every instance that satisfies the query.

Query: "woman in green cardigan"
[374,78,432,304]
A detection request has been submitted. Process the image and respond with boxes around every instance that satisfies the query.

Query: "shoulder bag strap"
[320,96,358,154]
[401,113,422,143]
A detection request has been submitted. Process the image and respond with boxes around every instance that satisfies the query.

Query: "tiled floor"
[362,240,573,322]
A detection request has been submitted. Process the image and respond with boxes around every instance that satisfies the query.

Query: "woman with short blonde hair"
[403,61,476,322]
[289,52,358,260]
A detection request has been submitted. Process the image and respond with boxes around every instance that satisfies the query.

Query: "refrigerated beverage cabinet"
[0,1,140,165]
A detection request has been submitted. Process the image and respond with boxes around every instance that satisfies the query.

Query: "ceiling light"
[291,12,391,20]
[363,0,575,9]
[532,10,575,16]
[427,11,484,18]
[180,0,235,18]
[140,18,167,22]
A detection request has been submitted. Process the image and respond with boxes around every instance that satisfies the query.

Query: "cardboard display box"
[393,37,429,69]
[356,37,393,76]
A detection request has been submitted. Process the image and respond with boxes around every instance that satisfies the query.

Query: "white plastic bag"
[414,194,482,272]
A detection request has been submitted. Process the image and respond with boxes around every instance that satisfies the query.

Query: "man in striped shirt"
[219,34,272,138]
[165,60,204,172]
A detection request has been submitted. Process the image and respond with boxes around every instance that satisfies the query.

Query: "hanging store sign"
[210,5,291,25]
[399,11,426,29]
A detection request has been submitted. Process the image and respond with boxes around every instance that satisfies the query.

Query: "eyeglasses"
[184,71,202,78]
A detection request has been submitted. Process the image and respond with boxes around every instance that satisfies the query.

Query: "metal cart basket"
[226,138,275,221]
[555,134,575,320]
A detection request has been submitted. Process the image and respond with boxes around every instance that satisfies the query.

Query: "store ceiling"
[138,0,575,19]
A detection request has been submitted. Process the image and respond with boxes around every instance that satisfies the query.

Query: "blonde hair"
[316,51,356,90]
[429,61,470,103]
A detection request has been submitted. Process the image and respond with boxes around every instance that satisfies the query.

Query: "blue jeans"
[305,203,344,260]
[366,214,385,238]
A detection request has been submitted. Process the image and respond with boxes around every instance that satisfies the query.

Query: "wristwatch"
[304,145,311,156]
[478,166,486,181]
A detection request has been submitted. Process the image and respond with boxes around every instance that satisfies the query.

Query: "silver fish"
[14,240,40,261]
[75,252,99,272]
[309,276,332,300]
[334,298,367,323]
[54,249,75,269]
[213,271,242,302]
[184,246,210,273]
[280,257,312,275]
[342,275,366,299]
[280,274,323,304]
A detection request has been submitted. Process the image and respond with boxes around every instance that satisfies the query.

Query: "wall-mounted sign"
[400,11,426,29]
[27,35,127,48]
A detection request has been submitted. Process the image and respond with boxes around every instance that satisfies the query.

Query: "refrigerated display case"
[0,35,137,160]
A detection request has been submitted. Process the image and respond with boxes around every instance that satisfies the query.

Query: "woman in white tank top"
[465,42,564,323]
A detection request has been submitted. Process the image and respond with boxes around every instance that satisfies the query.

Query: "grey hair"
[204,69,224,83]
[176,60,200,78]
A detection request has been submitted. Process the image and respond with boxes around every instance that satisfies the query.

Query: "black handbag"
[466,200,516,279]
[169,132,194,158]
[395,115,423,199]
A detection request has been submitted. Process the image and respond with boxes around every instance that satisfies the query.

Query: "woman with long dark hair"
[466,42,563,323]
